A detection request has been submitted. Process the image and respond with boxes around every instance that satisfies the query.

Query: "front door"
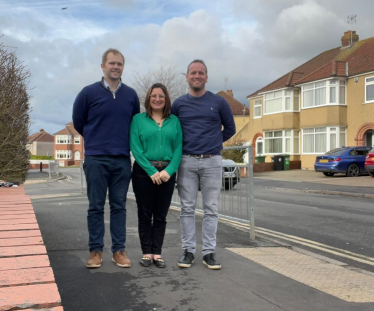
[74,151,80,160]
[365,130,374,147]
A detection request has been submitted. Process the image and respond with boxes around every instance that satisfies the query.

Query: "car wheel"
[347,164,360,177]
[368,171,374,178]
[323,172,334,177]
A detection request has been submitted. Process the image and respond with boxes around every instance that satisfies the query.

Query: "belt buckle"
[157,161,163,167]
[194,154,203,159]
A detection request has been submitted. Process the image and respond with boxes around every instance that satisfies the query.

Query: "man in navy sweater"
[73,49,140,269]
[171,60,235,270]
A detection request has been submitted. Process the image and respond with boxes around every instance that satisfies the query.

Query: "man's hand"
[159,170,170,183]
[150,172,162,185]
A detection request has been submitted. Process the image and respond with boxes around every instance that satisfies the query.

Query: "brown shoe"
[112,250,131,268]
[86,251,102,268]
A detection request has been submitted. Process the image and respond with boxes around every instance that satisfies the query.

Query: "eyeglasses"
[150,94,165,99]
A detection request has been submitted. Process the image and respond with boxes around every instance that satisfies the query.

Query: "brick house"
[27,129,54,156]
[245,30,374,169]
[217,90,250,140]
[54,122,84,166]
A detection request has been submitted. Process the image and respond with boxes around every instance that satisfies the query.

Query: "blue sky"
[1,0,373,135]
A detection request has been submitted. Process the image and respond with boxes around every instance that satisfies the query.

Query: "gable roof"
[247,34,374,98]
[217,90,249,115]
[27,130,54,143]
[54,122,80,136]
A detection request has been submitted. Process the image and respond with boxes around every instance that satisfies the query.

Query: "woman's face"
[150,88,166,112]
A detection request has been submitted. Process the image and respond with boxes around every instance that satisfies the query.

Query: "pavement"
[2,169,374,310]
[0,185,63,311]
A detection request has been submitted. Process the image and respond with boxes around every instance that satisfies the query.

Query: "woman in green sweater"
[130,83,182,268]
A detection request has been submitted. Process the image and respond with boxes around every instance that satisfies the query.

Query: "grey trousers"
[177,155,222,256]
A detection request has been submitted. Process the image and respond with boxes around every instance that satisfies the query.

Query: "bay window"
[264,130,300,154]
[56,150,72,159]
[302,127,346,154]
[302,80,346,108]
[263,89,300,114]
[56,135,71,144]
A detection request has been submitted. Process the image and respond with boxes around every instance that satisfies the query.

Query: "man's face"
[186,62,208,92]
[101,52,124,82]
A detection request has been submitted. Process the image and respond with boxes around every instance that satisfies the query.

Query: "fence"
[78,145,255,241]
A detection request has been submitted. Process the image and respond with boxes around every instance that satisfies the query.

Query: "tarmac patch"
[227,247,374,303]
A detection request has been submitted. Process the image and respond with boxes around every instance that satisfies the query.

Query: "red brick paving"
[0,185,63,310]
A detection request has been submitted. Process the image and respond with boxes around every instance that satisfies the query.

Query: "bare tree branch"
[132,63,187,109]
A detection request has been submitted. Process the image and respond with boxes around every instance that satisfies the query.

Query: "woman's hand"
[159,170,170,183]
[150,172,162,185]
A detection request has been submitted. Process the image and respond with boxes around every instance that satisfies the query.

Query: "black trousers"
[132,161,176,255]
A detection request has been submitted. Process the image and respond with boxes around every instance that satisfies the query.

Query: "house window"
[263,89,300,114]
[256,137,263,155]
[302,127,346,154]
[303,80,346,108]
[56,135,71,144]
[55,150,72,159]
[253,99,261,118]
[74,135,80,144]
[264,130,299,154]
[365,76,374,103]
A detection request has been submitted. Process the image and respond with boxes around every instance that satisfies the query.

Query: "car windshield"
[325,148,347,156]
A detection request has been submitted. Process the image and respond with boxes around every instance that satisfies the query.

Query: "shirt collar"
[102,77,122,91]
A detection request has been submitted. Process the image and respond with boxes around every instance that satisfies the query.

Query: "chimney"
[40,129,44,132]
[226,90,233,97]
[341,30,359,48]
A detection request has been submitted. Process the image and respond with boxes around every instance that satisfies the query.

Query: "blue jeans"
[177,155,222,256]
[83,155,131,253]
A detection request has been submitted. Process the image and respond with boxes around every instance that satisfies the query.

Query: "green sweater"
[130,112,183,177]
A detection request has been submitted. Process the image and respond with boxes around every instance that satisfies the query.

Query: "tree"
[221,139,247,163]
[132,63,186,107]
[0,40,31,182]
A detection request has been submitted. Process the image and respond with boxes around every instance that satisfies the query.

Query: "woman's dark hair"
[144,83,171,119]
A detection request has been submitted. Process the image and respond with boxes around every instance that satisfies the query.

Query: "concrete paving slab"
[0,245,47,258]
[0,230,41,239]
[0,236,44,247]
[0,255,50,271]
[0,283,61,311]
[0,267,55,287]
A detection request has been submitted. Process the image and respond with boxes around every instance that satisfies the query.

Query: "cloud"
[1,0,373,135]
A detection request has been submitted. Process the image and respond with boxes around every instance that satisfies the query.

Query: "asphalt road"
[24,169,374,310]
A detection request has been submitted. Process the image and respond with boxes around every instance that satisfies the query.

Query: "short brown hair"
[102,48,125,64]
[144,83,171,119]
[187,59,208,74]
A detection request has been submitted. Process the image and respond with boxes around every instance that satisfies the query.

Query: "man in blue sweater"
[171,59,235,270]
[73,49,140,269]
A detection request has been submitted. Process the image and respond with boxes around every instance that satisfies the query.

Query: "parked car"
[314,146,371,177]
[222,159,240,189]
[364,147,374,178]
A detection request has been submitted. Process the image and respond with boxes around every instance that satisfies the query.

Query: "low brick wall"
[28,163,49,169]
[290,161,301,170]
[253,162,274,172]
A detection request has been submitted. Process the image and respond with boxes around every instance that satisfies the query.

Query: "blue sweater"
[171,91,236,155]
[72,81,140,156]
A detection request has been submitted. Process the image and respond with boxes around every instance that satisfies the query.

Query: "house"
[54,122,84,166]
[246,30,374,169]
[217,90,250,140]
[27,129,54,156]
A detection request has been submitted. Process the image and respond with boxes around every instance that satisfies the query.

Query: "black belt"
[188,154,214,158]
[149,161,170,167]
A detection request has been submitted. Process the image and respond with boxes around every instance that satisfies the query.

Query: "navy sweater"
[72,81,140,156]
[171,91,236,155]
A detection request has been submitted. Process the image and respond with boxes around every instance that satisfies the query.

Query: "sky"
[1,0,374,135]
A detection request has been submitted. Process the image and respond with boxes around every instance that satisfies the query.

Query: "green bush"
[29,155,54,160]
[221,139,247,163]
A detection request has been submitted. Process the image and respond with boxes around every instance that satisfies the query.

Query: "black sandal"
[140,256,152,267]
[153,257,166,268]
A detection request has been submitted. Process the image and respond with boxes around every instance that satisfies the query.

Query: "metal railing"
[78,145,255,240]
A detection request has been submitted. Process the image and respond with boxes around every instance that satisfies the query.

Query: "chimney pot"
[341,30,359,48]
